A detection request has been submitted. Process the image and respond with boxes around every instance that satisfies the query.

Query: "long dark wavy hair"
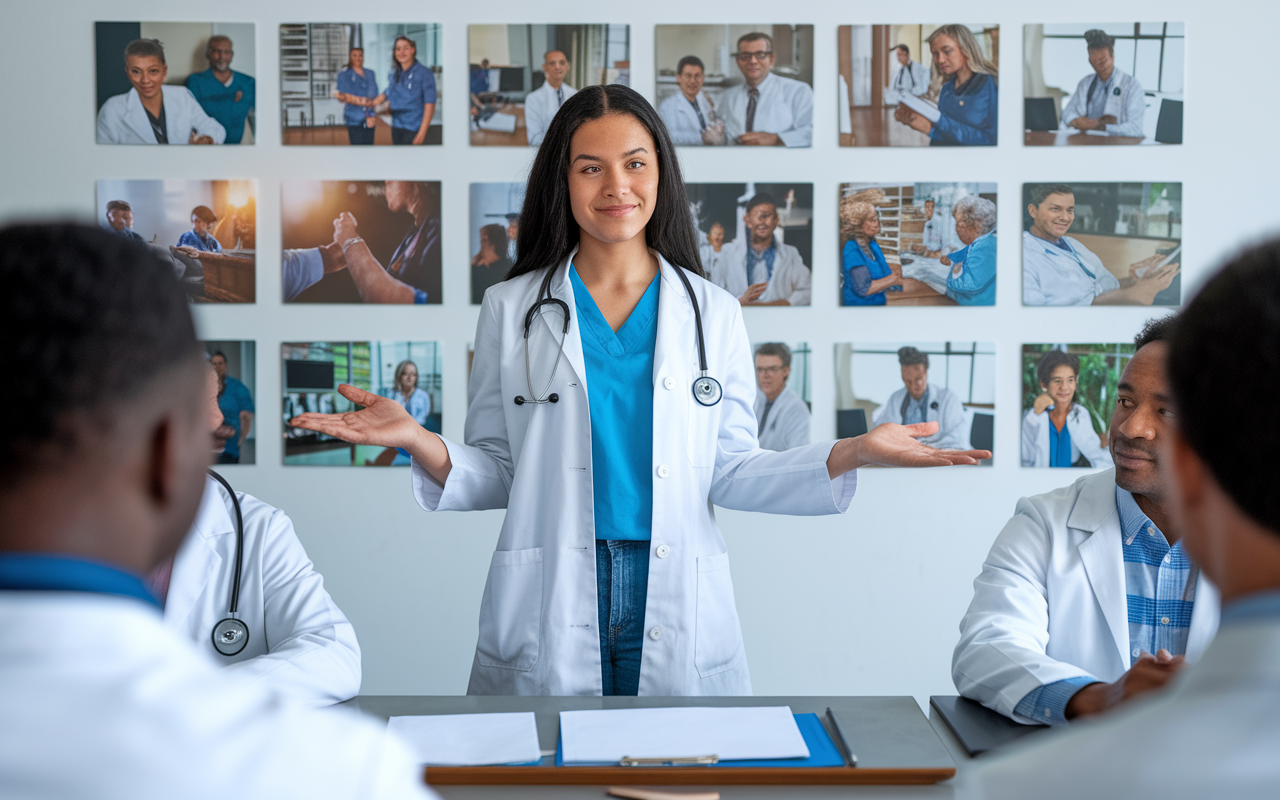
[505,84,704,294]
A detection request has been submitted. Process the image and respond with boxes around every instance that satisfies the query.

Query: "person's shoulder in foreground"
[0,222,437,800]
[962,237,1280,800]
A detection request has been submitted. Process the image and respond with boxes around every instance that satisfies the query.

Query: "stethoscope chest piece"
[212,618,249,656]
[693,375,723,407]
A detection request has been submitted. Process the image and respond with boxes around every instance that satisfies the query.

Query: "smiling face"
[734,37,774,85]
[901,364,928,401]
[1087,46,1114,80]
[567,114,659,249]
[678,63,704,100]
[207,37,233,72]
[125,54,168,101]
[394,38,416,69]
[543,51,569,86]
[708,222,725,249]
[929,34,968,77]
[1029,192,1075,242]
[397,363,418,395]
[349,48,364,70]
[1041,364,1078,409]
[744,203,779,247]
[1110,342,1173,499]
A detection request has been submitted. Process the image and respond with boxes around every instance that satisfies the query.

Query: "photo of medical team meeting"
[8,5,1280,798]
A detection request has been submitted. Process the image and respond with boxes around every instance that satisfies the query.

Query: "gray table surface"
[346,696,977,799]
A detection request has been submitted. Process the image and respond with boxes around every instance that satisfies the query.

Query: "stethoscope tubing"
[206,469,244,617]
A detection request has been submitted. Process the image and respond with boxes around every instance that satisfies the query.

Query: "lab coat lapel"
[123,89,160,143]
[166,481,229,629]
[652,256,693,385]
[1070,471,1130,667]
[542,252,588,390]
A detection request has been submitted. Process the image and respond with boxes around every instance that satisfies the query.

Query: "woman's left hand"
[826,422,991,477]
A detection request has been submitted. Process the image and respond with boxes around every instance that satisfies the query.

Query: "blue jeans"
[596,540,649,696]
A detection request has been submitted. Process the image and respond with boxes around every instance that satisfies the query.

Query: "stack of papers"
[387,712,542,766]
[899,95,941,124]
[559,706,809,765]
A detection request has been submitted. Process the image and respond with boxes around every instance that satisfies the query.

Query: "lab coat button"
[663,376,676,390]
[656,544,670,558]
[657,464,670,478]
[649,627,662,641]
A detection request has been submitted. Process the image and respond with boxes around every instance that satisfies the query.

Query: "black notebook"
[929,695,1047,757]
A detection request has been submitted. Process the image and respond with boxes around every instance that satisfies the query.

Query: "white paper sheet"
[559,706,809,765]
[387,712,542,766]
[901,257,951,295]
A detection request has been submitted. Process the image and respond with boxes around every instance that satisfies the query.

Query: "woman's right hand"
[290,384,426,451]
[1033,392,1054,415]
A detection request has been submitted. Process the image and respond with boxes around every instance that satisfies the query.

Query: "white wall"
[4,0,1279,708]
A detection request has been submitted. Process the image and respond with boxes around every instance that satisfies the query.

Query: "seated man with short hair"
[953,316,1219,725]
[970,237,1280,798]
[0,223,435,799]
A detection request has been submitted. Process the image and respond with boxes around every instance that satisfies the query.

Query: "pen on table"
[826,707,858,767]
[608,788,720,800]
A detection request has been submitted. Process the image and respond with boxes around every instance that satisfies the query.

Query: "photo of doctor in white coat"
[1059,29,1146,138]
[872,347,971,451]
[291,85,989,698]
[752,342,810,451]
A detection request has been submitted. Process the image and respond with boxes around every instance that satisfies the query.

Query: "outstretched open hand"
[827,421,991,477]
[289,384,423,451]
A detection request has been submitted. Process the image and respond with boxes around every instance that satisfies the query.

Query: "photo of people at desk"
[686,182,813,307]
[95,22,255,145]
[280,23,441,146]
[1024,23,1184,146]
[1022,182,1181,306]
[283,341,441,467]
[469,24,630,146]
[655,25,814,147]
[203,341,256,465]
[281,180,441,304]
[469,183,524,305]
[1020,343,1130,469]
[96,179,256,303]
[838,24,998,147]
[839,183,997,306]
[834,342,995,462]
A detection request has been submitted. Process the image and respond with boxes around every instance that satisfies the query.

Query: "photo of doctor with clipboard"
[290,85,990,698]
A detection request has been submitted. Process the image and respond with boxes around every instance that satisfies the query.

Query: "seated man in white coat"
[712,194,811,306]
[1060,29,1146,138]
[753,343,810,451]
[1023,184,1178,306]
[145,363,361,707]
[0,223,435,799]
[969,239,1280,798]
[872,347,971,451]
[953,316,1219,726]
[524,50,576,146]
[658,56,723,146]
[717,32,813,147]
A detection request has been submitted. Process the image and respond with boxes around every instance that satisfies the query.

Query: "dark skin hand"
[1065,649,1185,719]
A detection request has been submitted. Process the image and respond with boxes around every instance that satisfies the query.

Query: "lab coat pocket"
[476,547,543,671]
[694,552,744,677]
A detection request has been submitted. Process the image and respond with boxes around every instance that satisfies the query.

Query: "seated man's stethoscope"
[515,264,722,407]
[207,469,249,657]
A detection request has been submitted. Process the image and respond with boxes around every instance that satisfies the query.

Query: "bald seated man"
[0,223,436,799]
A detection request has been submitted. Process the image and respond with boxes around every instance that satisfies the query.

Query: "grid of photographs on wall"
[283,341,441,466]
[89,19,1189,469]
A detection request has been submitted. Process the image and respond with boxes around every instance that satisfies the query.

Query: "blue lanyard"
[1053,239,1097,280]
[0,553,160,609]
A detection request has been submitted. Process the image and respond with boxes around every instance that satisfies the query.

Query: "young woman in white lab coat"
[291,85,989,697]
[1021,349,1114,469]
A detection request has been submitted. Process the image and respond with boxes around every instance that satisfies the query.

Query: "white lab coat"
[0,593,435,799]
[1021,404,1114,468]
[754,386,811,451]
[872,384,971,451]
[413,250,856,696]
[952,469,1219,721]
[96,85,227,145]
[718,72,814,147]
[888,60,930,100]
[699,243,729,278]
[1060,68,1146,139]
[964,615,1274,799]
[524,81,576,146]
[922,213,959,254]
[658,91,716,146]
[713,237,812,305]
[1022,231,1120,306]
[166,477,362,707]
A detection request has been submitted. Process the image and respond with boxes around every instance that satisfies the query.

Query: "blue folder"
[555,712,846,768]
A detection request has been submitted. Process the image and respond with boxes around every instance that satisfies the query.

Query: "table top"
[888,277,956,307]
[841,107,932,148]
[346,695,976,799]
[1024,130,1150,146]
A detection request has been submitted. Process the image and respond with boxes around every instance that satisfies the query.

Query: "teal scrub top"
[569,265,660,541]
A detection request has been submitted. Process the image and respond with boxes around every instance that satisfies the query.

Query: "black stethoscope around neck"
[515,263,722,408]
[206,469,248,657]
